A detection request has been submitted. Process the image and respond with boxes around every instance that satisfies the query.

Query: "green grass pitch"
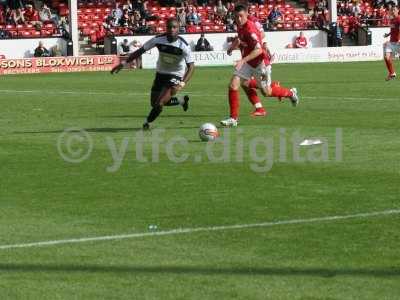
[0,62,399,299]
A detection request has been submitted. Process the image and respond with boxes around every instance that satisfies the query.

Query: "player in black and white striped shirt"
[111,18,195,130]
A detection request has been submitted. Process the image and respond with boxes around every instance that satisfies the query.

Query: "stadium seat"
[284,23,292,29]
[21,31,33,37]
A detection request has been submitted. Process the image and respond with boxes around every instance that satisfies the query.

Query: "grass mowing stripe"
[1,208,399,251]
[0,89,398,101]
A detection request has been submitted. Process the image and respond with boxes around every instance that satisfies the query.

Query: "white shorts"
[384,42,400,54]
[234,62,272,89]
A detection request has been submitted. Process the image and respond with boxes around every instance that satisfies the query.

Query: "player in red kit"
[223,9,267,124]
[245,41,298,105]
[222,5,298,126]
[383,6,400,81]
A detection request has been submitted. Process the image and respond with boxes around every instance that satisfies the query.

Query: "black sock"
[165,97,180,106]
[146,105,163,123]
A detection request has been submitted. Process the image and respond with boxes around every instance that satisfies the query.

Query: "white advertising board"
[142,49,241,68]
[141,45,382,68]
[270,45,382,64]
[0,38,67,59]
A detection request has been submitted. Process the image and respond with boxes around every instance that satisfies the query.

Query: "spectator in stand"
[124,0,133,12]
[13,8,25,25]
[195,33,213,51]
[24,4,41,26]
[128,13,138,30]
[133,10,141,23]
[119,8,129,27]
[353,1,361,16]
[348,13,359,39]
[186,20,197,33]
[113,3,123,21]
[226,1,235,12]
[134,0,148,20]
[267,6,282,28]
[118,38,130,56]
[187,6,201,25]
[34,41,50,57]
[214,0,228,19]
[313,9,328,29]
[96,24,107,41]
[225,11,235,32]
[136,18,151,34]
[4,7,14,25]
[316,0,327,12]
[177,7,186,33]
[109,11,119,27]
[39,4,50,23]
[60,18,70,38]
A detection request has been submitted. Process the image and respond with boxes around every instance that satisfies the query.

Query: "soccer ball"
[199,123,219,141]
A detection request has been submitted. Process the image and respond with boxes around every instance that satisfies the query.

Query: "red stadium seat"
[284,23,292,29]
[21,31,32,37]
[82,27,91,35]
[212,25,224,32]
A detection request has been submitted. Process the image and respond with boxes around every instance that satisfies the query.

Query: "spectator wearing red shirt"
[287,32,308,48]
[186,21,197,33]
[24,4,40,25]
[295,32,308,48]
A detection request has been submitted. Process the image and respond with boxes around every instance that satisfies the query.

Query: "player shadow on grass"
[0,264,399,278]
[14,126,200,134]
[100,114,221,119]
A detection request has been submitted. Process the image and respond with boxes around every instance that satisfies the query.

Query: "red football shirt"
[295,36,307,48]
[390,16,400,42]
[248,15,263,33]
[24,9,39,22]
[247,16,271,66]
[237,20,264,68]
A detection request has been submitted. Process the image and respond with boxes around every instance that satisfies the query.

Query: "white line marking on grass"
[0,89,398,102]
[0,209,399,250]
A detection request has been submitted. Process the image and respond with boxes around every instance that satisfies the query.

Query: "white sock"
[255,102,263,109]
